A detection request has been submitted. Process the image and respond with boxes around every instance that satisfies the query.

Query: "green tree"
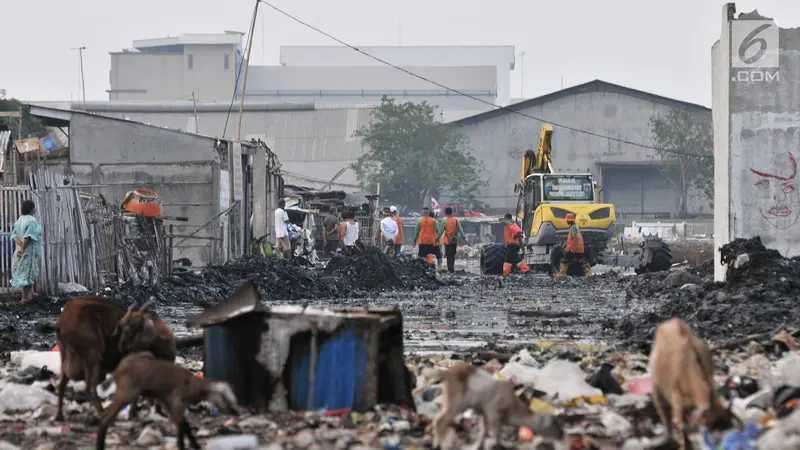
[354,97,485,209]
[0,98,48,139]
[649,108,713,218]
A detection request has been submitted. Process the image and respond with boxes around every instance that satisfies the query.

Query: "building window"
[188,54,194,70]
[224,54,230,70]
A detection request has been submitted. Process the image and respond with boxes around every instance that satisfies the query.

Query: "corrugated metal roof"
[38,103,377,189]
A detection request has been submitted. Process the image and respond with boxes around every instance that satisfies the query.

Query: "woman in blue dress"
[11,200,42,303]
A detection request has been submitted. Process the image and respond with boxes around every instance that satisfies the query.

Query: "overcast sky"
[2,0,799,107]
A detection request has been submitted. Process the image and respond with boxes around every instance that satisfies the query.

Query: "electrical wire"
[222,0,261,138]
[259,0,711,160]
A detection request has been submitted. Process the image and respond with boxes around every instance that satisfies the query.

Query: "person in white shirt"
[377,208,399,254]
[274,199,291,259]
[341,212,360,255]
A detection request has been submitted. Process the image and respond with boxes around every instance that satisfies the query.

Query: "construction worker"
[414,207,438,264]
[500,213,530,276]
[556,213,593,278]
[390,206,404,256]
[437,206,466,273]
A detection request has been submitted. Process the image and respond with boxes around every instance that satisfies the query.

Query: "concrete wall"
[109,43,238,101]
[456,86,712,213]
[713,5,800,281]
[109,53,185,100]
[712,5,733,282]
[279,45,515,106]
[63,113,219,265]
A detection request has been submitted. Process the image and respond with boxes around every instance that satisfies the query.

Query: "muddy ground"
[1,237,799,448]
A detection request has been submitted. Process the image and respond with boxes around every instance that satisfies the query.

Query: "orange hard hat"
[566,213,575,221]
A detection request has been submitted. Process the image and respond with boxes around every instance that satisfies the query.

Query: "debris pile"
[3,342,797,448]
[97,249,442,309]
[324,247,442,292]
[612,236,800,349]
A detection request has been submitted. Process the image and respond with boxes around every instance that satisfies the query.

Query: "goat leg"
[54,373,69,421]
[95,397,131,450]
[84,363,105,416]
[180,418,201,450]
[652,390,674,445]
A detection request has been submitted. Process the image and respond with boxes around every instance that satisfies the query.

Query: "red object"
[121,188,163,217]
[321,408,351,417]
[628,376,652,396]
[52,344,60,352]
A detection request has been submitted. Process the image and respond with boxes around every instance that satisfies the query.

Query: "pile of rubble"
[4,340,800,448]
[611,236,800,350]
[324,246,443,293]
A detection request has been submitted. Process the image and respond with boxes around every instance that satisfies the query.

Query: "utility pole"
[72,47,87,108]
[518,51,526,97]
[236,0,261,141]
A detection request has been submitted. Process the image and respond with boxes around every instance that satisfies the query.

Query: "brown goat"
[53,296,176,421]
[96,351,239,450]
[649,318,740,450]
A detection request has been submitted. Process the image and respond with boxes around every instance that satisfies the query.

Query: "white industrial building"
[106,33,513,121]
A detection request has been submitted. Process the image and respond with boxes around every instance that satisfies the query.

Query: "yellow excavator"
[480,124,672,276]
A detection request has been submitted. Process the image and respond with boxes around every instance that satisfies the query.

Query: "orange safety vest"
[504,222,522,244]
[392,216,404,244]
[417,216,437,245]
[566,223,585,253]
[443,217,459,244]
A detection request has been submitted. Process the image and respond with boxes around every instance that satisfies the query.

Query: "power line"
[258,0,711,160]
[222,0,260,138]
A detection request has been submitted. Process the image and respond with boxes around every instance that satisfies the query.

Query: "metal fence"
[0,187,32,292]
[1,171,174,295]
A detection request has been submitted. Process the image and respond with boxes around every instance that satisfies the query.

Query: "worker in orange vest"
[437,206,467,272]
[414,207,438,264]
[390,206,404,256]
[556,213,592,278]
[500,213,529,276]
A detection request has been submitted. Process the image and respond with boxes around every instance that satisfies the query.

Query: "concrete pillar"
[252,145,268,241]
[713,3,800,281]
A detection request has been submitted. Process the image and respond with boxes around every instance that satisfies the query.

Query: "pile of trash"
[4,339,799,448]
[324,247,442,292]
[612,236,800,349]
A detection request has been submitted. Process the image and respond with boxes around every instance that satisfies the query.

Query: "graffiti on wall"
[750,152,799,230]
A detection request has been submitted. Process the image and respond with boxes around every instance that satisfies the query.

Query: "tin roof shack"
[27,105,279,267]
[287,186,380,249]
[187,281,414,412]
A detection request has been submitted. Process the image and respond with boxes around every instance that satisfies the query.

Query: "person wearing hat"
[499,213,529,276]
[389,206,404,256]
[556,212,592,277]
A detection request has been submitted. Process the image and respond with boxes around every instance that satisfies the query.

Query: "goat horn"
[127,304,135,313]
[139,299,156,312]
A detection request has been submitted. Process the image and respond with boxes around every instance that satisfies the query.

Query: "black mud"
[612,236,800,351]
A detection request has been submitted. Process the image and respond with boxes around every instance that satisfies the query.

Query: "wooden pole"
[236,0,261,141]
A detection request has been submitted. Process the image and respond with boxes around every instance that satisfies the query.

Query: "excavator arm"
[520,124,555,181]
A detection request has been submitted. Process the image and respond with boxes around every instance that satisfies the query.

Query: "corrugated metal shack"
[26,105,283,268]
[286,186,379,248]
[186,281,414,412]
